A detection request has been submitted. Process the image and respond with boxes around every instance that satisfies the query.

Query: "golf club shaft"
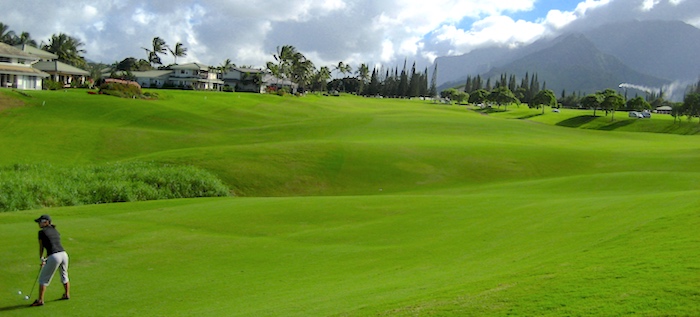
[27,265,42,300]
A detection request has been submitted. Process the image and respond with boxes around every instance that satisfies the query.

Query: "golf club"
[26,265,42,301]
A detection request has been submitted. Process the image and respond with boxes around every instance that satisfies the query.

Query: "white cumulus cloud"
[0,0,696,71]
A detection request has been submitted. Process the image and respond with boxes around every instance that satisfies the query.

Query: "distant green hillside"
[1,89,698,198]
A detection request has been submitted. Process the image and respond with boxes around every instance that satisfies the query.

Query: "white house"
[169,63,224,90]
[0,42,49,90]
[221,67,267,92]
[131,70,173,88]
[15,44,90,87]
[221,66,298,93]
[33,60,90,87]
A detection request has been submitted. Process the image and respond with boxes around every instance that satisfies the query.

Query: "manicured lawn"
[0,89,698,316]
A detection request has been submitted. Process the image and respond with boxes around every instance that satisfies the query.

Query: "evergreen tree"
[465,76,473,94]
[408,62,420,97]
[420,67,429,97]
[508,74,517,92]
[429,63,438,97]
[367,68,380,96]
[474,75,482,91]
[398,59,409,97]
[520,72,530,93]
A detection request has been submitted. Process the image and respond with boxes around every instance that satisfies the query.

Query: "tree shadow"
[598,119,635,131]
[473,107,506,115]
[518,113,544,119]
[555,115,598,128]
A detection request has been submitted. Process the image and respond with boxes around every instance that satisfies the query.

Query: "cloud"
[0,0,697,71]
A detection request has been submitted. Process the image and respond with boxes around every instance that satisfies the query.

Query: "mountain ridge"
[435,20,700,98]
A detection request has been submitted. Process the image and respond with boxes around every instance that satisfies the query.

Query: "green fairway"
[0,89,698,316]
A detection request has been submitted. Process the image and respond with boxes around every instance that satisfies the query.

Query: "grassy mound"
[0,162,230,211]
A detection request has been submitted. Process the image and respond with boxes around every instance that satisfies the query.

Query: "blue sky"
[0,0,698,69]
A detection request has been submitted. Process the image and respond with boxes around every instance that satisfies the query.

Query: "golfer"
[31,214,70,306]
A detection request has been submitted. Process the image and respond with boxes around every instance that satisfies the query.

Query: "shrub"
[44,80,63,90]
[0,162,231,212]
[99,79,143,99]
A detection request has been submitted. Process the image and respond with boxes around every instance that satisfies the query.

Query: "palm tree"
[289,52,314,92]
[142,37,167,66]
[42,33,87,68]
[168,42,187,65]
[13,32,37,47]
[356,63,370,95]
[266,61,282,86]
[0,22,16,44]
[219,58,234,73]
[311,66,331,92]
[273,45,298,80]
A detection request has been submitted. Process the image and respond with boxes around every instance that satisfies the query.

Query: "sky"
[0,0,698,70]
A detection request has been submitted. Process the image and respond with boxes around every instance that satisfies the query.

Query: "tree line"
[265,45,438,97]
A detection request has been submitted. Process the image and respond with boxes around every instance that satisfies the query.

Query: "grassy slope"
[0,89,698,316]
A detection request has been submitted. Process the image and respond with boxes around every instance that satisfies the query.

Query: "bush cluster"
[99,81,143,99]
[0,162,231,212]
[44,80,64,90]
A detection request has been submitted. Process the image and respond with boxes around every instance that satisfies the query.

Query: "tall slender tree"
[0,22,15,44]
[168,42,187,65]
[356,63,370,95]
[142,37,167,66]
[429,63,438,97]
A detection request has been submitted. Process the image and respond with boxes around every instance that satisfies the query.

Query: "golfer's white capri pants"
[39,251,69,286]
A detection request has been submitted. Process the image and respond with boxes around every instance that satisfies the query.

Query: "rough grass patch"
[0,162,231,212]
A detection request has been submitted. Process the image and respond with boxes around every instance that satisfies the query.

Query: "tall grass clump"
[0,162,230,212]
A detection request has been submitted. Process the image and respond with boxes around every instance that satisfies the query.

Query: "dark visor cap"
[34,214,51,223]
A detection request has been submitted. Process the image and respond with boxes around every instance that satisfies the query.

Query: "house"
[221,66,298,93]
[261,73,298,93]
[221,67,267,92]
[15,44,90,88]
[0,42,49,90]
[33,60,90,87]
[169,63,223,90]
[130,70,173,88]
[655,105,672,114]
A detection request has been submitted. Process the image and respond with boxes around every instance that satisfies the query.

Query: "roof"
[0,63,49,77]
[33,61,90,76]
[656,106,673,111]
[0,42,38,60]
[131,70,173,78]
[262,74,295,86]
[230,66,266,74]
[13,44,58,60]
[170,62,212,71]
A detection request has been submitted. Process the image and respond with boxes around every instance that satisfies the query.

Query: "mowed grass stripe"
[1,178,698,316]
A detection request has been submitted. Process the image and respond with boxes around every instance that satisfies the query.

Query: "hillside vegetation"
[0,89,698,316]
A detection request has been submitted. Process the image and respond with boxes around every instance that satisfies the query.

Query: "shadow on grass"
[555,115,599,128]
[0,304,30,312]
[598,119,635,131]
[473,108,507,115]
[0,297,68,312]
[518,113,544,119]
